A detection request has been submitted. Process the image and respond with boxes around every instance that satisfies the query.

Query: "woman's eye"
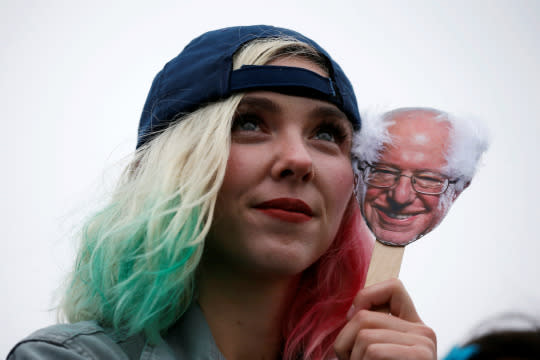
[232,114,262,132]
[239,120,259,131]
[314,130,336,142]
[313,122,348,144]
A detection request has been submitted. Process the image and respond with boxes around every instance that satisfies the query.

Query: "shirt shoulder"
[7,321,146,360]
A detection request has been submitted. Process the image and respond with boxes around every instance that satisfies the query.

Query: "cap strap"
[230,65,336,97]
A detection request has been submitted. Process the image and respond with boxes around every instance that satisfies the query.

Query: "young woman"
[9,25,436,360]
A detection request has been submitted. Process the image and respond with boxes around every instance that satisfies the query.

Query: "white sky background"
[1,0,539,357]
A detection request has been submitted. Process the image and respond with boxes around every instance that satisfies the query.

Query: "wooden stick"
[364,241,405,287]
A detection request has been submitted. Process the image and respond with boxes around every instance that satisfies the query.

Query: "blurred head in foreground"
[443,313,540,360]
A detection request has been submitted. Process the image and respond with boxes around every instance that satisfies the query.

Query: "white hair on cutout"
[351,108,394,176]
[352,107,490,194]
[440,111,490,192]
[437,184,456,216]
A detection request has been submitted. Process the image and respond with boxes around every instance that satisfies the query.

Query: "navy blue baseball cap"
[137,25,361,148]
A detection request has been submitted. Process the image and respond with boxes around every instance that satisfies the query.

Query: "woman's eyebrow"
[309,105,352,128]
[237,95,280,112]
[309,105,348,120]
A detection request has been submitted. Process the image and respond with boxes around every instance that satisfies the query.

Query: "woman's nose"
[271,134,314,182]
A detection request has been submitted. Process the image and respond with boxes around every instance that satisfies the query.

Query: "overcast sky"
[2,0,539,357]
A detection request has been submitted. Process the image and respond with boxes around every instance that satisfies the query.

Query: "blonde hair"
[59,37,327,343]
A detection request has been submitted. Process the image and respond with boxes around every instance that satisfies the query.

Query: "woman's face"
[205,57,354,277]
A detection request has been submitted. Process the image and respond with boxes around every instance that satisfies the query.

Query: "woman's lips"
[254,198,313,223]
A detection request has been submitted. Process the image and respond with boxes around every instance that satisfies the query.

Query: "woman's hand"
[334,279,436,360]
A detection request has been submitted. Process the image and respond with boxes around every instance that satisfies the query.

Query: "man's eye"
[416,174,445,184]
[373,168,398,175]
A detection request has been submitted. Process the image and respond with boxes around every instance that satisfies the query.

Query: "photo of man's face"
[360,110,458,245]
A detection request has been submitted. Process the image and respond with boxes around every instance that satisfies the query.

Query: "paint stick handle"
[364,241,405,287]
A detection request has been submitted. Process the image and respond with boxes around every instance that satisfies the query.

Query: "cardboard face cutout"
[354,110,465,287]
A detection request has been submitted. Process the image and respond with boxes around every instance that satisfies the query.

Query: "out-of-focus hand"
[334,279,436,360]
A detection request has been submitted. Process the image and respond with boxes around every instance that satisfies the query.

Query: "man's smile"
[374,206,424,224]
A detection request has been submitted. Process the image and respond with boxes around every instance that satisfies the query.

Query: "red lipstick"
[254,198,313,223]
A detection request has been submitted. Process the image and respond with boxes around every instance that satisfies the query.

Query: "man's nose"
[271,133,314,182]
[388,175,416,204]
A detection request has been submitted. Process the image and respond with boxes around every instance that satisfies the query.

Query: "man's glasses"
[358,163,457,195]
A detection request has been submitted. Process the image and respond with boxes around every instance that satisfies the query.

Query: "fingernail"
[346,304,356,320]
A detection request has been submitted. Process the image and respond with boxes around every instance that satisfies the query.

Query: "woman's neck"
[197,264,299,360]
